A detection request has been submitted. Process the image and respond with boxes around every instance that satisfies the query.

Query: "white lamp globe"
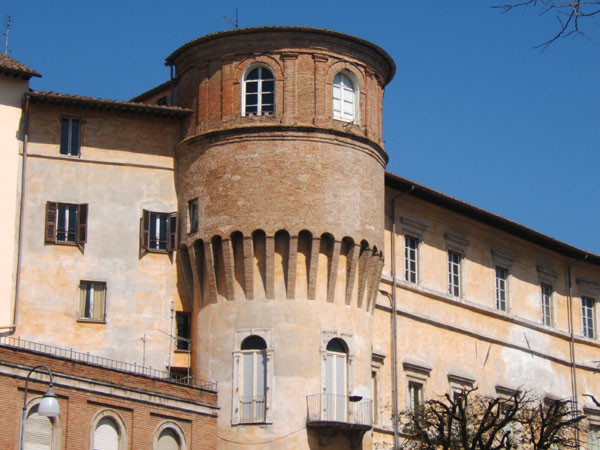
[37,386,60,417]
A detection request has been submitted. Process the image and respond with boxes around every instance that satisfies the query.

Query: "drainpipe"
[169,64,175,106]
[0,93,31,334]
[567,254,587,445]
[389,185,414,449]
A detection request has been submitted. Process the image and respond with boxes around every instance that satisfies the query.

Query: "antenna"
[224,7,239,29]
[3,15,11,55]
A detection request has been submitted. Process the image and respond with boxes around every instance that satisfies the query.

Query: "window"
[45,202,87,246]
[243,66,274,116]
[408,381,423,412]
[325,338,348,421]
[541,283,553,326]
[590,424,600,450]
[188,199,198,234]
[176,312,190,351]
[405,236,418,283]
[495,266,508,311]
[60,117,80,157]
[448,251,461,296]
[240,335,267,423]
[23,404,54,449]
[333,71,358,122]
[156,428,181,450]
[94,417,119,450]
[582,297,596,338]
[79,281,106,321]
[141,210,177,253]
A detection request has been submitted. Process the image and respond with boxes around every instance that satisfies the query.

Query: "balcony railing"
[0,336,217,391]
[306,394,372,429]
[239,396,266,423]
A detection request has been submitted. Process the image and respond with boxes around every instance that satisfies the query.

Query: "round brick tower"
[167,27,395,449]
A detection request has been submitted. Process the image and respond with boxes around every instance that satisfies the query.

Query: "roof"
[27,90,192,117]
[385,172,600,266]
[0,54,41,79]
[130,80,172,103]
[166,26,396,84]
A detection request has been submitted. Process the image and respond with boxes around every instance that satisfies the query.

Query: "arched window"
[23,405,53,450]
[325,338,348,421]
[243,66,275,117]
[332,71,358,122]
[156,428,180,450]
[240,335,267,422]
[93,417,119,450]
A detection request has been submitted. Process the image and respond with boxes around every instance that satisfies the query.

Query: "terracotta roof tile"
[0,54,40,79]
[28,90,192,117]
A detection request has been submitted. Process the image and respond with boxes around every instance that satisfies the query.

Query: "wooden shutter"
[77,203,88,245]
[94,417,119,450]
[168,212,177,252]
[157,429,180,450]
[24,409,52,449]
[45,202,57,243]
[142,210,150,250]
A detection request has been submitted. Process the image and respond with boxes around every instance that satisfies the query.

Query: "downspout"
[567,254,587,444]
[389,185,414,449]
[169,64,175,106]
[0,93,30,333]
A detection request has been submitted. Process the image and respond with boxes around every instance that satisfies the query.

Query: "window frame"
[78,280,107,323]
[402,359,431,413]
[332,70,359,123]
[45,202,88,247]
[241,65,275,117]
[187,198,198,234]
[22,400,62,450]
[495,266,509,312]
[404,235,419,284]
[60,117,81,157]
[231,328,273,425]
[541,283,554,327]
[141,209,177,254]
[448,250,462,297]
[582,296,596,339]
[88,409,127,450]
[152,421,187,450]
[175,312,191,351]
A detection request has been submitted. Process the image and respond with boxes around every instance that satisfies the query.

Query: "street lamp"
[20,365,60,450]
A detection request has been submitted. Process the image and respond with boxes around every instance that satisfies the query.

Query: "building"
[1,26,599,449]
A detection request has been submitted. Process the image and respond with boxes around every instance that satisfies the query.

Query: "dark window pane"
[70,120,80,156]
[246,68,260,80]
[245,105,258,114]
[262,104,274,113]
[60,119,70,155]
[261,69,274,81]
[246,81,258,93]
[246,94,258,105]
[262,93,274,105]
[262,80,274,92]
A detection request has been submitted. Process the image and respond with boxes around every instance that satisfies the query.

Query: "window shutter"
[77,203,88,245]
[24,409,52,449]
[157,429,180,450]
[45,202,57,243]
[142,209,150,250]
[168,212,177,252]
[94,417,119,450]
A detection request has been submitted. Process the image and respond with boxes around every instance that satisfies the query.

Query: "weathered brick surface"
[0,345,217,449]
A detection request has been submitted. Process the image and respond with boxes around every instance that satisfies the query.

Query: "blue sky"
[4,1,599,252]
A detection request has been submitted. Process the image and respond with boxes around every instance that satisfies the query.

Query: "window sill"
[174,349,191,354]
[59,153,81,159]
[77,318,106,324]
[48,241,79,247]
[145,248,171,254]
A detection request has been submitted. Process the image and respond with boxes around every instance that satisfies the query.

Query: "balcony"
[306,394,372,431]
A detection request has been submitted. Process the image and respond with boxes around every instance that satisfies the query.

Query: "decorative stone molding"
[399,216,428,240]
[537,264,558,285]
[491,248,515,269]
[577,278,600,298]
[444,231,470,254]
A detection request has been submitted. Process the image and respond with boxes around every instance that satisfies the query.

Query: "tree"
[493,1,600,49]
[399,387,585,449]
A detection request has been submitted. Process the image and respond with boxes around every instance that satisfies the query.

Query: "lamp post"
[20,365,60,450]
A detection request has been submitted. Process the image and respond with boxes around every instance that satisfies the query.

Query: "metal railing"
[239,396,266,423]
[306,394,372,427]
[0,336,217,391]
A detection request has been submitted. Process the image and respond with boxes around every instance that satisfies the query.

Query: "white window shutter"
[24,410,52,450]
[157,429,180,450]
[94,418,119,450]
